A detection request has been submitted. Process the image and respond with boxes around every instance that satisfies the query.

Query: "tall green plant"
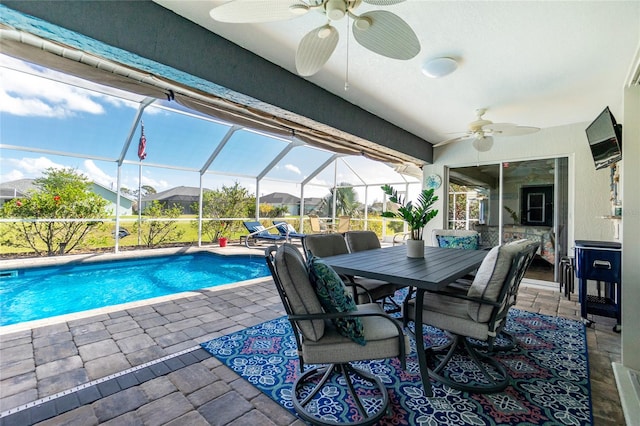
[0,167,109,256]
[195,182,254,242]
[135,201,184,247]
[320,184,360,217]
[380,184,439,240]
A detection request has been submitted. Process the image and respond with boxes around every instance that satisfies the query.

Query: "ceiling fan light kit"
[210,0,421,76]
[326,0,347,19]
[433,108,540,152]
[472,135,494,152]
[421,57,458,78]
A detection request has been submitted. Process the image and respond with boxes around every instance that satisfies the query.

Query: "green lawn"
[0,215,402,257]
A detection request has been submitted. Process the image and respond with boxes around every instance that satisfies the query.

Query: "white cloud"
[0,89,71,117]
[141,175,170,191]
[7,156,66,175]
[1,168,25,182]
[307,177,331,188]
[0,55,139,118]
[0,70,104,118]
[81,160,115,188]
[284,164,301,174]
[0,156,68,182]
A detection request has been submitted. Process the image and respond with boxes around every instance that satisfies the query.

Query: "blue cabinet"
[574,240,621,331]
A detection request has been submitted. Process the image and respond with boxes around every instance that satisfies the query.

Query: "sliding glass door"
[448,158,568,282]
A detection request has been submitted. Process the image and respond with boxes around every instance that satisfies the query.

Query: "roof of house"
[142,186,211,202]
[260,192,300,204]
[90,181,136,201]
[0,179,36,197]
[0,179,135,201]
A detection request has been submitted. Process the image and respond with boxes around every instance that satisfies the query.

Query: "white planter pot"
[406,239,425,258]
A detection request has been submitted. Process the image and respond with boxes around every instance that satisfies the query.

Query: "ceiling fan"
[434,108,540,152]
[209,0,420,76]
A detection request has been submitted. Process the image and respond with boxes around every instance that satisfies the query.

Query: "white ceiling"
[154,0,639,147]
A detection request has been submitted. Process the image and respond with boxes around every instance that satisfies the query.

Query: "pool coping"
[0,245,267,270]
[0,245,275,335]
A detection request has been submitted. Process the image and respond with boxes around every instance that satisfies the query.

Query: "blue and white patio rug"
[201,309,592,425]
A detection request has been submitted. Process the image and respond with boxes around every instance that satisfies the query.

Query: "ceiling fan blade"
[482,122,517,132]
[433,135,469,148]
[352,11,420,60]
[210,0,305,23]
[296,25,339,76]
[363,0,407,5]
[494,126,540,136]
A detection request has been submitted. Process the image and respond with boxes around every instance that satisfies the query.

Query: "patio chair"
[430,229,483,287]
[112,228,130,239]
[303,233,399,308]
[344,231,405,312]
[265,243,407,426]
[431,229,481,249]
[392,231,410,245]
[441,238,539,352]
[272,221,305,242]
[403,240,538,393]
[336,215,351,233]
[242,221,286,246]
[308,214,327,234]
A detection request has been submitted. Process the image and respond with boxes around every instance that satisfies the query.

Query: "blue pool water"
[0,253,269,326]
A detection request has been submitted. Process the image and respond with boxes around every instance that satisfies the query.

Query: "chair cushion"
[405,295,492,341]
[302,303,407,364]
[304,233,349,258]
[466,240,529,322]
[345,231,381,252]
[436,234,479,250]
[308,256,366,345]
[431,229,479,247]
[275,245,325,341]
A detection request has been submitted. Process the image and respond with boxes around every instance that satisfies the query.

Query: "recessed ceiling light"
[421,57,458,78]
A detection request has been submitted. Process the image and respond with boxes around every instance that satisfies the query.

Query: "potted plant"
[381,184,439,258]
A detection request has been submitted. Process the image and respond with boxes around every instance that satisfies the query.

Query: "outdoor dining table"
[322,244,488,396]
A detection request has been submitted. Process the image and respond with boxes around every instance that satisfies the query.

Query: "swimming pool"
[0,253,270,326]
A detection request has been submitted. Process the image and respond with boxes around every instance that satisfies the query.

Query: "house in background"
[91,182,135,216]
[260,192,301,215]
[0,179,134,215]
[303,197,326,215]
[141,186,211,215]
[0,179,32,208]
[259,192,327,216]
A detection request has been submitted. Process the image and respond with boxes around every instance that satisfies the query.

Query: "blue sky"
[0,54,419,202]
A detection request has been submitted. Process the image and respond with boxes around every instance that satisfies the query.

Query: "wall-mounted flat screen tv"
[585,106,622,170]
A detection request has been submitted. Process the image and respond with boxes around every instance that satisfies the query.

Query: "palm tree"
[320,184,359,217]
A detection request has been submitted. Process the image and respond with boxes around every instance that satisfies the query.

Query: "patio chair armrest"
[289,310,400,323]
[342,275,374,303]
[392,232,410,245]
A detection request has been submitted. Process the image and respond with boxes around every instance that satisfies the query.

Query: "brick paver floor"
[0,247,624,425]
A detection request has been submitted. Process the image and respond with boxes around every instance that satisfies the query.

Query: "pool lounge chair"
[242,221,286,247]
[272,221,306,242]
